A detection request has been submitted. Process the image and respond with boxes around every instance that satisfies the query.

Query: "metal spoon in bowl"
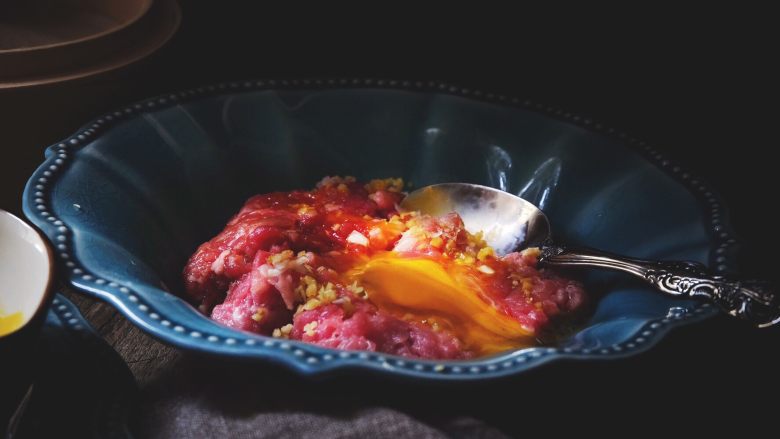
[399,183,780,328]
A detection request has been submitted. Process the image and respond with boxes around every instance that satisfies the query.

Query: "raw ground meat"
[183,177,586,359]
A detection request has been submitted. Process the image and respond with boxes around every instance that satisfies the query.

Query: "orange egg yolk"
[346,254,533,355]
[0,310,23,337]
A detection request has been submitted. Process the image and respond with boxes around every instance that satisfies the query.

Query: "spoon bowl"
[400,183,551,255]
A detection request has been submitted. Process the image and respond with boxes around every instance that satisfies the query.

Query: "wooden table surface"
[2,4,778,436]
[64,290,181,387]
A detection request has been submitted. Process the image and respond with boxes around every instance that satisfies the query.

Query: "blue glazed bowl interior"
[25,85,722,378]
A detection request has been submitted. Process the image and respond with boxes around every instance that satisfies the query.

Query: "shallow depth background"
[0,4,776,437]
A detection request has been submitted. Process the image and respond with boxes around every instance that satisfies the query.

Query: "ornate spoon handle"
[539,244,780,328]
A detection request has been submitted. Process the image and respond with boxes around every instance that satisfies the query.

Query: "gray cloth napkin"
[137,402,507,439]
[132,357,511,439]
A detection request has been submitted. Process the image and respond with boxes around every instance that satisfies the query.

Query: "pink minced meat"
[292,302,465,359]
[192,246,467,359]
[182,177,586,359]
[499,251,586,330]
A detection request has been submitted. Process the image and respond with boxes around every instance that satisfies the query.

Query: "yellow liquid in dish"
[0,308,24,337]
[347,255,534,355]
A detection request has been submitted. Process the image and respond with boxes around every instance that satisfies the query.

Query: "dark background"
[1,4,777,437]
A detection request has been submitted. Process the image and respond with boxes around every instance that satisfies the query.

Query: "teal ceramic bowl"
[23,79,734,380]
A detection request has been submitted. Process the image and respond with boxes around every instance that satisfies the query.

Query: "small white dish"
[0,209,55,337]
[1,209,55,431]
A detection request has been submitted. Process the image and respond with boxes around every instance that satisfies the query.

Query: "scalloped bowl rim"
[22,79,732,380]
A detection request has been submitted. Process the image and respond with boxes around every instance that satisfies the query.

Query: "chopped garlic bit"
[251,307,267,322]
[477,265,495,275]
[294,275,340,307]
[347,281,367,298]
[268,250,294,266]
[301,298,322,312]
[521,247,541,259]
[346,230,369,246]
[272,323,294,338]
[477,247,494,261]
[295,275,319,300]
[210,249,231,274]
[468,231,488,248]
[318,282,337,302]
[303,321,318,336]
[456,253,476,265]
[333,296,354,315]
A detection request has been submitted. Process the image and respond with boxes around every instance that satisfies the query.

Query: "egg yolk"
[0,310,24,337]
[347,254,533,355]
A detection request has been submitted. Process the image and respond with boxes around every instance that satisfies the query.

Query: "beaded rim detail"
[23,79,731,380]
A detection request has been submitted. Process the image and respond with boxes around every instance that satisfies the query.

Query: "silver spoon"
[399,183,779,328]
